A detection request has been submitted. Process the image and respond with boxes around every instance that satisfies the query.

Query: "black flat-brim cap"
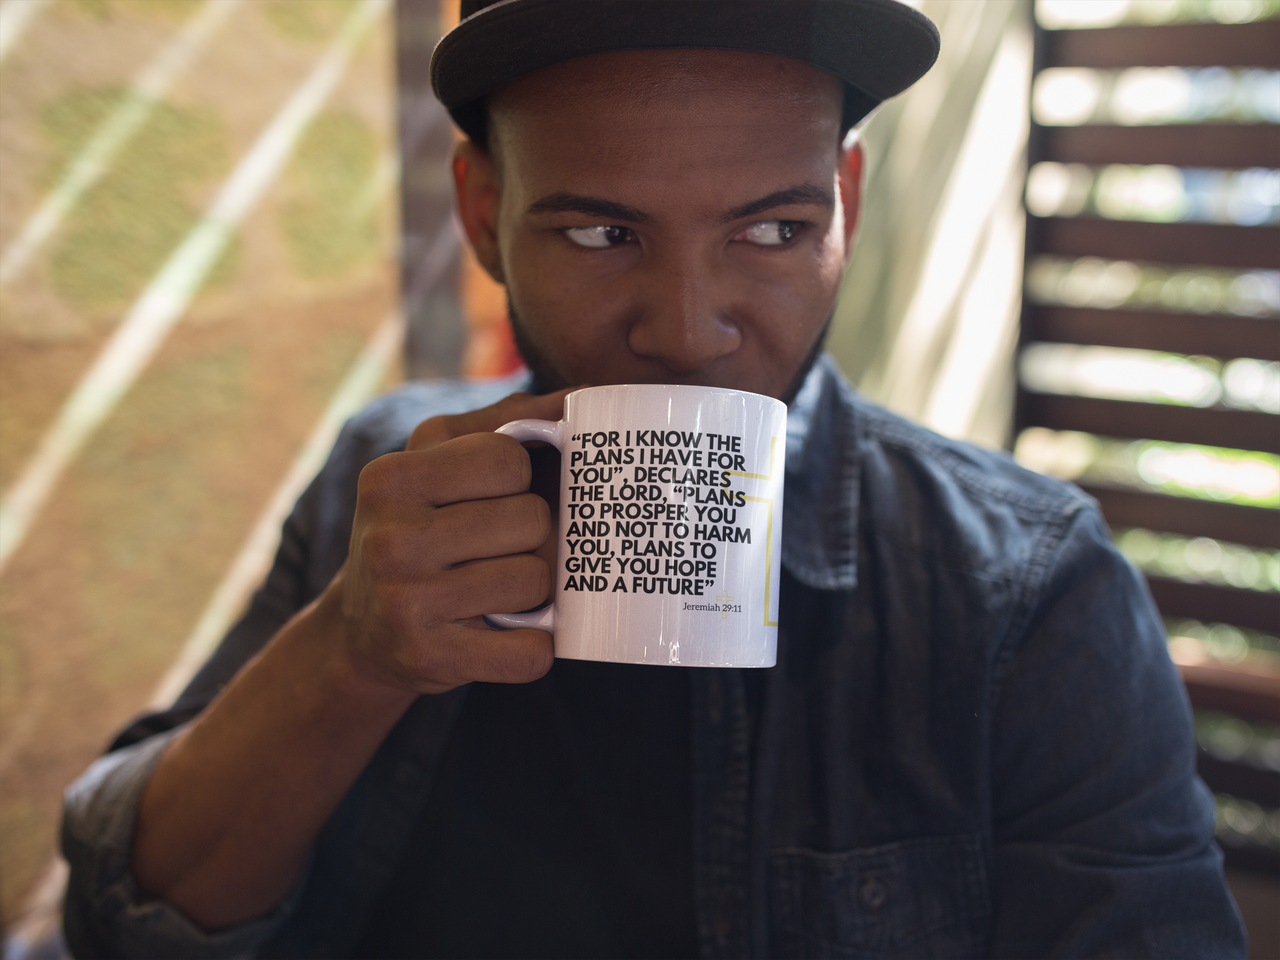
[430,0,940,144]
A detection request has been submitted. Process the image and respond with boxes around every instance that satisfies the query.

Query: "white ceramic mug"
[486,384,786,667]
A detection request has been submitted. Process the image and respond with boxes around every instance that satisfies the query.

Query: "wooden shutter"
[1016,14,1280,874]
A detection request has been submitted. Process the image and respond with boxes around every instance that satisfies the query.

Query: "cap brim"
[431,0,940,142]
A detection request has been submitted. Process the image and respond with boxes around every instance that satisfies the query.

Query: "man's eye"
[564,225,634,248]
[734,220,801,246]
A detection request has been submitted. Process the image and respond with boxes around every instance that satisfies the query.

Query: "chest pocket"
[768,834,990,959]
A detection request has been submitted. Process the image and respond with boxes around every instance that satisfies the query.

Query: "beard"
[507,293,833,407]
[777,313,833,406]
[506,293,572,395]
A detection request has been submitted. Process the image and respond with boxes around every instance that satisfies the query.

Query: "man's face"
[454,49,860,400]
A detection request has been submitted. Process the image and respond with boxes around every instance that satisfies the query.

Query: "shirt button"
[860,876,887,911]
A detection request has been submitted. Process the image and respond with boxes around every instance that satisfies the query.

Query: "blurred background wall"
[0,0,407,947]
[0,0,1276,956]
[830,0,1032,448]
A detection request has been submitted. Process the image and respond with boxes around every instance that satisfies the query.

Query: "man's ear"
[452,140,505,284]
[837,135,864,259]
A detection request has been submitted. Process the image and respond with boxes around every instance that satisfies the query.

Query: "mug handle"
[483,417,565,633]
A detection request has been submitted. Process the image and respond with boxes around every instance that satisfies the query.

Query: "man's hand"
[335,390,568,694]
[133,389,569,931]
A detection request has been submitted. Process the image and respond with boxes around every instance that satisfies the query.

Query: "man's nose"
[626,252,742,374]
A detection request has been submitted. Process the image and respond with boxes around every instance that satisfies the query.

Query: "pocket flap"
[769,834,990,958]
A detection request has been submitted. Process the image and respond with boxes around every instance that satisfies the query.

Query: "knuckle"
[412,640,453,686]
[408,574,450,625]
[359,527,402,578]
[383,591,462,685]
[521,639,555,679]
[408,415,455,450]
[374,581,417,631]
[489,633,553,684]
[487,434,532,487]
[412,631,466,686]
[506,640,552,686]
[492,391,532,419]
[360,587,424,669]
[474,493,546,541]
[356,453,402,505]
[516,492,552,534]
[507,555,552,603]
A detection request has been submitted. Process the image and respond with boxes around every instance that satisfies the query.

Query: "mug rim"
[566,383,781,404]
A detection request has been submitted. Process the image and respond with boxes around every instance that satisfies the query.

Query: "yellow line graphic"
[743,495,777,627]
[727,436,779,624]
[722,436,780,625]
[727,436,778,480]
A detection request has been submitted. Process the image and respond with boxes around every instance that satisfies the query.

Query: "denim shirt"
[61,356,1246,959]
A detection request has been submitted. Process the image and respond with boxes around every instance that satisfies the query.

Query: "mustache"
[506,294,833,408]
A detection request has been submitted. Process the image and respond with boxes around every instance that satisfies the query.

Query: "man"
[62,1,1246,957]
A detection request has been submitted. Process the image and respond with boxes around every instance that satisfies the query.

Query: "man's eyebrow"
[722,184,833,222]
[526,192,651,223]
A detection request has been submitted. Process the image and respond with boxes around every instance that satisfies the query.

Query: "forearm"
[133,582,417,931]
[131,391,564,933]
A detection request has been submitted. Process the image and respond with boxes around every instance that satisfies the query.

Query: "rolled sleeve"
[61,730,307,959]
[56,377,527,958]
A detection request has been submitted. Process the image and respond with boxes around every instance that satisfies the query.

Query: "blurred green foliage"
[262,0,358,42]
[280,111,379,278]
[41,88,235,310]
[69,0,201,22]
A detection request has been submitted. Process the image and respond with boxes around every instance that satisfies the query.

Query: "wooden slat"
[1022,306,1280,362]
[1198,753,1280,808]
[1179,658,1280,722]
[1079,482,1280,549]
[1150,576,1280,635]
[1031,23,1280,826]
[1035,217,1280,269]
[1018,392,1280,453]
[1037,124,1280,169]
[1046,21,1280,69]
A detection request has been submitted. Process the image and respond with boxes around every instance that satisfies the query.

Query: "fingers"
[428,558,557,687]
[369,553,551,634]
[361,433,533,512]
[453,626,555,685]
[414,624,555,689]
[365,555,555,689]
[407,388,573,452]
[340,387,576,694]
[357,493,552,578]
[435,493,553,565]
[434,553,554,621]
